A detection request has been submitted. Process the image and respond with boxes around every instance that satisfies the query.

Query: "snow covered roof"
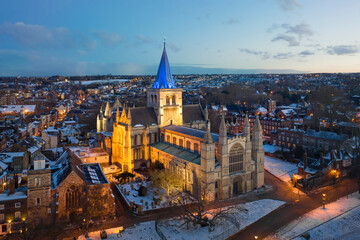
[0,105,36,114]
[0,191,27,202]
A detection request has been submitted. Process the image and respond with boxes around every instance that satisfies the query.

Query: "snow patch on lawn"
[159,199,285,240]
[264,156,298,182]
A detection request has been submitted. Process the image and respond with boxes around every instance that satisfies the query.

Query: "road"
[227,171,359,240]
[54,171,358,240]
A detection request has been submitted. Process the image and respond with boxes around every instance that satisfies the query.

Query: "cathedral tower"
[147,42,183,127]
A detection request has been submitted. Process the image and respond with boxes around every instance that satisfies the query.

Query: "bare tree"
[82,184,113,235]
[151,169,183,198]
[174,180,244,232]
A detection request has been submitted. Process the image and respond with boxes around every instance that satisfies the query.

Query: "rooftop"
[151,141,201,165]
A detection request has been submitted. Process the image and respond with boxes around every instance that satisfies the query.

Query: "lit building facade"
[110,44,265,200]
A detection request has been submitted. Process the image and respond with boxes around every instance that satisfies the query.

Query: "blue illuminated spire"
[152,41,176,89]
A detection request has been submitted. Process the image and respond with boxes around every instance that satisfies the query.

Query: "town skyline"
[1,0,360,76]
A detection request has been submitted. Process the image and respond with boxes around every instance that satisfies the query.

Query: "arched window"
[194,143,199,153]
[186,141,191,151]
[66,185,81,209]
[179,139,184,148]
[166,135,171,143]
[154,95,157,103]
[166,95,170,105]
[229,143,244,174]
[173,137,177,145]
[151,95,154,103]
[172,95,176,105]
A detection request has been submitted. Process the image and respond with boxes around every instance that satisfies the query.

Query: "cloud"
[135,35,153,44]
[299,50,314,56]
[272,34,300,46]
[223,17,239,25]
[327,45,359,55]
[267,24,280,33]
[0,22,98,52]
[166,42,181,52]
[273,52,294,59]
[239,48,271,59]
[282,23,314,39]
[94,31,123,48]
[276,0,301,11]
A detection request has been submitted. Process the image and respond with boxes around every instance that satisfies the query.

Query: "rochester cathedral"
[99,44,264,200]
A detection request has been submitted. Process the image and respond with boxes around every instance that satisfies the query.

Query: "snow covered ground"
[264,156,298,182]
[118,181,167,212]
[118,181,193,213]
[78,221,160,240]
[78,199,285,240]
[265,192,360,240]
[159,199,285,240]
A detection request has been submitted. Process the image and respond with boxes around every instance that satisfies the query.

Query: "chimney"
[303,152,308,170]
[320,152,324,170]
[9,179,15,194]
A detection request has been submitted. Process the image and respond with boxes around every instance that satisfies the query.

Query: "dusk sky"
[0,0,359,76]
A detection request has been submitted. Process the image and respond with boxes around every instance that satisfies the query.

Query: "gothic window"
[186,141,191,151]
[179,139,184,148]
[229,143,244,174]
[172,95,176,105]
[166,95,170,105]
[194,143,199,153]
[66,185,81,209]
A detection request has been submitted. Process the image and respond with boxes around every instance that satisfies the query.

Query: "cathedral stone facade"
[108,44,264,200]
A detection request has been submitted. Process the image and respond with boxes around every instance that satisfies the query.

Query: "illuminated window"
[194,143,199,153]
[179,139,183,148]
[35,178,41,187]
[186,141,191,150]
[15,211,21,220]
[229,143,244,174]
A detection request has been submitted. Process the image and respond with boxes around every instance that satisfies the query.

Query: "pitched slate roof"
[151,142,201,165]
[183,104,205,123]
[164,125,221,143]
[130,107,158,127]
